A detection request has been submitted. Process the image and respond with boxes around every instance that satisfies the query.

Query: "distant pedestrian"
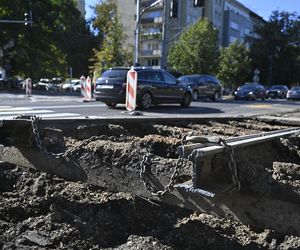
[25,77,32,97]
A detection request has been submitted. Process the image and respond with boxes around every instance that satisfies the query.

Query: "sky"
[85,0,300,21]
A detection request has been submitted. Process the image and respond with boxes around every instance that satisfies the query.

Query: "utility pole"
[161,0,167,69]
[134,0,141,65]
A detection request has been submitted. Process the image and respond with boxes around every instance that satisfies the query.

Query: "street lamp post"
[134,0,141,65]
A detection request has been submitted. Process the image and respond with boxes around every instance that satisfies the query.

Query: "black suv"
[94,67,192,109]
[266,85,289,99]
[177,74,223,101]
[234,83,267,100]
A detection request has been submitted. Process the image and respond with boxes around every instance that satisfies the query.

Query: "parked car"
[73,81,81,92]
[62,79,80,92]
[34,78,50,90]
[177,74,223,101]
[94,67,192,109]
[266,85,289,99]
[287,86,300,100]
[47,77,64,91]
[234,83,267,100]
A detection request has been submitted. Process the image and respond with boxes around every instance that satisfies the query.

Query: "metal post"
[268,54,273,87]
[134,0,141,65]
[161,0,167,69]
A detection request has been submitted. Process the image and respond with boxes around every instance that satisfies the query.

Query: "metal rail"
[178,127,300,158]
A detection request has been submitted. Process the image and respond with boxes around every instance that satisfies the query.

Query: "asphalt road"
[0,90,299,120]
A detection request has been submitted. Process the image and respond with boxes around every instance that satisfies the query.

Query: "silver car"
[287,86,300,100]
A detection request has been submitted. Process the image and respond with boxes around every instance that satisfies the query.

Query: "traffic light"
[24,12,29,25]
[170,0,178,18]
[194,0,205,7]
[24,11,32,26]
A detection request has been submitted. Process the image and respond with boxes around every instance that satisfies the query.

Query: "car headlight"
[249,92,253,95]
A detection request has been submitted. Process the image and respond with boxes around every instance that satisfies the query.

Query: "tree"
[167,18,219,75]
[0,0,96,79]
[249,11,300,86]
[217,41,251,90]
[90,0,132,77]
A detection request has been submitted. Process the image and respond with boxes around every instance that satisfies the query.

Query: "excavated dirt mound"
[1,119,300,249]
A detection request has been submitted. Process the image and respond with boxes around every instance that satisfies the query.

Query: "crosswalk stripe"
[0,106,81,120]
[0,110,54,115]
[0,113,81,120]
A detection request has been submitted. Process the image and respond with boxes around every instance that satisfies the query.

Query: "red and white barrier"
[85,76,92,101]
[26,77,32,97]
[126,67,137,111]
[80,75,93,102]
[80,75,86,100]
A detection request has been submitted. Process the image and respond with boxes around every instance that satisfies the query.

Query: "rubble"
[1,118,300,249]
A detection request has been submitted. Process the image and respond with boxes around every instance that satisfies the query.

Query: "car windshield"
[239,84,257,91]
[101,69,128,78]
[177,76,188,82]
[270,85,285,90]
[178,76,198,83]
[40,79,49,83]
[291,87,300,91]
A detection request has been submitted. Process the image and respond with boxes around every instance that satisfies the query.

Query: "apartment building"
[223,0,265,48]
[116,0,265,68]
[76,0,85,17]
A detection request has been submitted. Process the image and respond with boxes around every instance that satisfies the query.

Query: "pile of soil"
[1,119,300,249]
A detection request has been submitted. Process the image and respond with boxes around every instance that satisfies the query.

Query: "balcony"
[141,16,163,24]
[140,32,162,41]
[140,49,162,57]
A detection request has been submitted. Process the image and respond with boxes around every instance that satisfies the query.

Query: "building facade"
[76,0,85,17]
[116,0,265,68]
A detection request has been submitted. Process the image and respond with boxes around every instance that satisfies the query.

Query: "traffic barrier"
[80,75,93,102]
[25,77,32,97]
[85,76,92,101]
[126,66,137,111]
[80,75,86,100]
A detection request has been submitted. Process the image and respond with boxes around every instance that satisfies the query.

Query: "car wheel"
[192,90,198,101]
[180,93,192,108]
[139,92,152,109]
[106,103,117,108]
[213,91,220,101]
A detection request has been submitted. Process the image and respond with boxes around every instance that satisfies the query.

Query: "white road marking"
[0,106,81,120]
[0,110,53,115]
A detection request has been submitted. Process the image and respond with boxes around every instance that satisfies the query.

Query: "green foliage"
[90,0,132,77]
[217,41,251,90]
[0,0,96,79]
[167,18,219,75]
[250,11,300,86]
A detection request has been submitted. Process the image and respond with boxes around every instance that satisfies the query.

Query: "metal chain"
[140,134,189,197]
[219,138,241,193]
[18,115,99,159]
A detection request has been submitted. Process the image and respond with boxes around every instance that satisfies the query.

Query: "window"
[148,71,163,81]
[245,28,251,35]
[138,71,147,80]
[163,72,176,84]
[147,59,159,66]
[229,35,237,43]
[230,21,239,30]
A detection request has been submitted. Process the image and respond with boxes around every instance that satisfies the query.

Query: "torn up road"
[0,115,300,249]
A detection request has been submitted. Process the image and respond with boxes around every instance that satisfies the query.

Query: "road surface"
[0,91,299,120]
